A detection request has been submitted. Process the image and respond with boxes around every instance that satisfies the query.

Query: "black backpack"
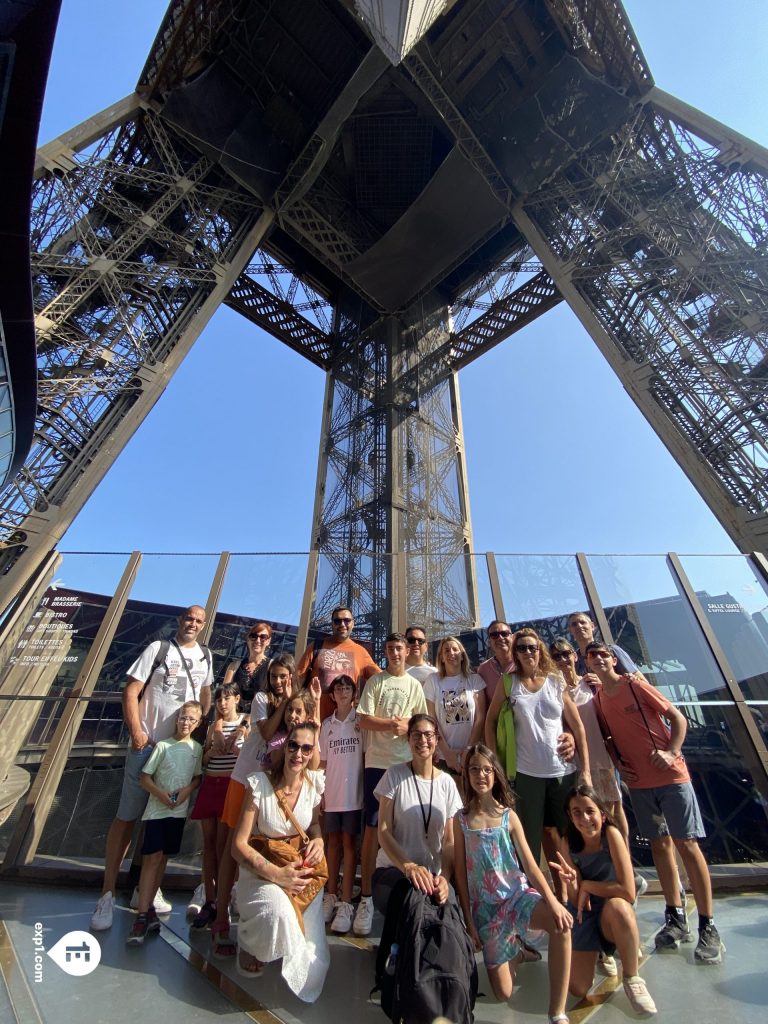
[374,880,478,1024]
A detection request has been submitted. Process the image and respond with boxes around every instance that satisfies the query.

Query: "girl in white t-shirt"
[319,674,364,934]
[424,637,486,773]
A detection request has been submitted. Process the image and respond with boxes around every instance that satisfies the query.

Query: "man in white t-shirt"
[91,605,213,931]
[405,625,434,684]
[355,632,427,935]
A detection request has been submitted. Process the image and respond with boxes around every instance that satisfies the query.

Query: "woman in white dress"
[423,637,486,774]
[232,722,329,1002]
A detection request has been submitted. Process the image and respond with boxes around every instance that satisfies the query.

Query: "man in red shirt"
[297,605,380,721]
[586,641,724,965]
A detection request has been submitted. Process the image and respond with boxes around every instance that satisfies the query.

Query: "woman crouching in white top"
[232,722,329,1002]
[372,713,463,913]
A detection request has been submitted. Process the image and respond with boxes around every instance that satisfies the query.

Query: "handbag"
[496,672,517,779]
[248,782,329,934]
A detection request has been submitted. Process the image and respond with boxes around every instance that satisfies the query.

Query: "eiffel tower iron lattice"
[1,0,767,651]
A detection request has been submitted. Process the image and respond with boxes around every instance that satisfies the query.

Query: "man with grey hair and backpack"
[91,605,213,931]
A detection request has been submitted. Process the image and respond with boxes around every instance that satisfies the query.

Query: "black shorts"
[142,817,186,856]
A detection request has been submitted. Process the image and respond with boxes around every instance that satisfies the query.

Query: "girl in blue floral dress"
[453,743,573,1024]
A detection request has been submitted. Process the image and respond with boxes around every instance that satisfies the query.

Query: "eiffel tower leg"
[511,94,768,553]
[307,310,478,653]
[0,104,272,610]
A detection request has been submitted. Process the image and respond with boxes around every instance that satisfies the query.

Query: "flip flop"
[210,923,236,960]
[236,951,264,978]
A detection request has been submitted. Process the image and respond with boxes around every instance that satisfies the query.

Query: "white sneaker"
[323,892,338,923]
[187,883,205,917]
[153,888,172,914]
[597,952,617,977]
[352,896,374,936]
[131,886,172,914]
[331,901,354,934]
[623,975,657,1015]
[91,891,114,931]
[634,874,648,898]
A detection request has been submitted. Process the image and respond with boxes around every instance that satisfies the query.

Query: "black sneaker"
[146,907,161,934]
[127,915,149,946]
[191,900,217,930]
[654,911,692,951]
[694,924,725,965]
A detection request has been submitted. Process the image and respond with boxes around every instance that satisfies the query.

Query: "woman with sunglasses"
[373,714,463,913]
[232,722,329,1001]
[223,622,273,713]
[486,628,590,863]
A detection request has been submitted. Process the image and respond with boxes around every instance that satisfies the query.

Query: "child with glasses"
[127,701,203,945]
[319,674,364,932]
[454,743,572,1024]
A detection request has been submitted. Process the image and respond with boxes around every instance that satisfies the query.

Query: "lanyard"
[409,762,435,836]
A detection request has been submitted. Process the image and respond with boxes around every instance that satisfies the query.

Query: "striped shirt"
[205,716,246,776]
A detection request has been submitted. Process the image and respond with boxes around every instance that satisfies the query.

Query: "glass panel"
[679,554,768,702]
[32,693,204,863]
[0,553,131,748]
[587,554,729,700]
[495,554,590,643]
[626,703,768,866]
[210,553,309,671]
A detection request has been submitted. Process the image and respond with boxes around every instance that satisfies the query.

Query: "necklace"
[409,762,434,836]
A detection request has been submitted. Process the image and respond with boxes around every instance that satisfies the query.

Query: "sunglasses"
[286,740,314,755]
[587,649,612,659]
[489,629,511,639]
[515,643,539,654]
[406,636,427,644]
[248,633,270,641]
[551,650,574,662]
[332,617,352,625]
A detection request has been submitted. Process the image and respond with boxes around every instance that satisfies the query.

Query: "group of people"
[88,603,725,1020]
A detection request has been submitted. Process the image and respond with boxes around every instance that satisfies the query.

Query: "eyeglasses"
[551,650,574,662]
[406,636,427,645]
[410,730,436,741]
[468,765,494,776]
[332,617,352,625]
[286,740,314,755]
[178,715,200,723]
[248,633,270,642]
[515,643,539,654]
[489,629,511,639]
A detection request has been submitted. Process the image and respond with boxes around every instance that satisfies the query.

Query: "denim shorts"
[324,809,362,835]
[115,746,153,821]
[629,781,705,840]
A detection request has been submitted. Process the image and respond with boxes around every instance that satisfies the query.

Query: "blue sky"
[38,0,768,561]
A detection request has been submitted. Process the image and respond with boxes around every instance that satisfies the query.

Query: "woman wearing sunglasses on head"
[486,628,590,864]
[232,721,329,1001]
[222,622,273,712]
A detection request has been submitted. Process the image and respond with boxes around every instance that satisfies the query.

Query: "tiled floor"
[1,882,766,1024]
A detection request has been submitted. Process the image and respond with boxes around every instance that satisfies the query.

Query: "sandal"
[236,951,264,978]
[519,939,542,963]
[210,922,236,960]
[191,901,217,931]
[548,1016,569,1024]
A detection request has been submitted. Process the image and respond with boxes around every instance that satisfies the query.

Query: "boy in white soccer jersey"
[319,674,363,934]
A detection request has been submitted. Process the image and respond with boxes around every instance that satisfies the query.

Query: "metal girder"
[0,101,271,601]
[513,96,768,551]
[225,258,333,367]
[308,309,479,652]
[453,269,562,367]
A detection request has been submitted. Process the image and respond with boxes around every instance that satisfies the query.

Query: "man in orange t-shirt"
[586,642,724,965]
[296,605,380,721]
